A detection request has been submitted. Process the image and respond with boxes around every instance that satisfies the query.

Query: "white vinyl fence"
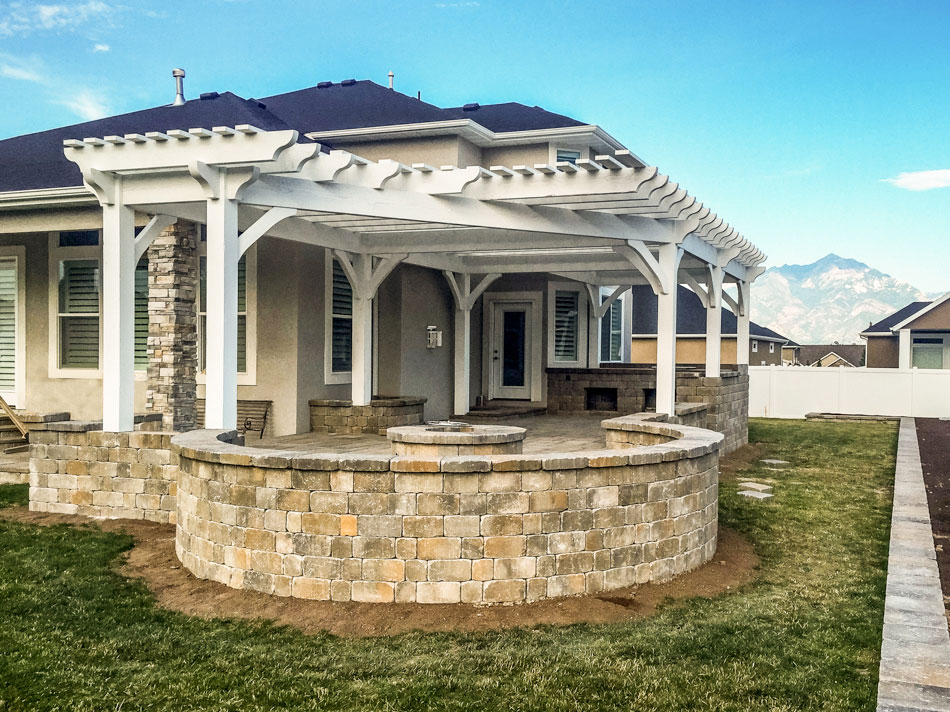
[749,366,950,419]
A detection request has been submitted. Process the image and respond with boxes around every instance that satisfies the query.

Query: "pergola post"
[736,281,751,366]
[705,266,724,377]
[899,329,912,369]
[444,271,500,416]
[204,196,240,430]
[655,244,682,417]
[335,251,407,406]
[100,187,136,432]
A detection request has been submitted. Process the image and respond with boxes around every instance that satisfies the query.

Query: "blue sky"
[1,0,948,291]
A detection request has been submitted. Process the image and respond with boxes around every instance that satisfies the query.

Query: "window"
[752,340,758,353]
[59,230,99,247]
[197,255,248,373]
[912,336,946,369]
[134,259,149,369]
[58,259,100,368]
[328,258,353,374]
[600,294,624,362]
[769,341,775,354]
[556,149,581,165]
[553,290,579,362]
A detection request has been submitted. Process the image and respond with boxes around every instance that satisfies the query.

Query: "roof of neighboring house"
[783,339,801,348]
[0,79,592,194]
[629,285,789,342]
[796,344,866,367]
[863,301,932,334]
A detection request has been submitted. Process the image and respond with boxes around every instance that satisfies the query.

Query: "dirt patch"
[1,507,758,637]
[915,418,950,618]
[719,442,768,482]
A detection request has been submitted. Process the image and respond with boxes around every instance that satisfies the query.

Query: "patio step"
[457,402,547,420]
[0,413,27,454]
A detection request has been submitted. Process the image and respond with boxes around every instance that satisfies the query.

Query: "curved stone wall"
[172,415,723,604]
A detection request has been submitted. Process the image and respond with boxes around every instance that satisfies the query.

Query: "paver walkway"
[251,414,609,455]
[876,418,950,712]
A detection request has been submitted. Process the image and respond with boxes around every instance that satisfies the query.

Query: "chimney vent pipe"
[171,68,186,106]
[388,70,394,90]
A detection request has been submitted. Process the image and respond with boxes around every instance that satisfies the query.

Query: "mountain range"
[750,254,941,345]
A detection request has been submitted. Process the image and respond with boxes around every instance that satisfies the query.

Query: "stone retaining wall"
[309,397,426,435]
[172,415,722,604]
[29,420,177,523]
[546,367,748,454]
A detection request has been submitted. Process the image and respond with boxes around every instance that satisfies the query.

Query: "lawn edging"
[876,418,950,711]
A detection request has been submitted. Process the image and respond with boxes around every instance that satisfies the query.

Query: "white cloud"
[883,169,950,191]
[0,1,116,36]
[0,62,43,83]
[92,42,109,52]
[58,89,109,120]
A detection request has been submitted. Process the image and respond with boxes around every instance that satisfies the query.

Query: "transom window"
[556,149,581,165]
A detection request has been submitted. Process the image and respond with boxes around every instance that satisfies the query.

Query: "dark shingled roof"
[630,285,789,341]
[0,80,592,194]
[442,102,586,132]
[797,344,866,367]
[0,92,295,193]
[259,81,449,133]
[864,301,932,334]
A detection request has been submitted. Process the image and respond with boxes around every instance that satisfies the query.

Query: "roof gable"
[442,102,586,132]
[863,300,931,334]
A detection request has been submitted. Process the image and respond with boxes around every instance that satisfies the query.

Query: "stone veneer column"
[145,221,199,431]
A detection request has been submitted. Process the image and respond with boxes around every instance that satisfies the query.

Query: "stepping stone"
[761,459,790,466]
[739,482,773,492]
[738,490,773,499]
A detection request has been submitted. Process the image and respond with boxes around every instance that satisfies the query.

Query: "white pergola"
[63,126,765,432]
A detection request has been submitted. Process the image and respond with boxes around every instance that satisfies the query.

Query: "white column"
[899,328,912,369]
[705,266,723,377]
[736,281,751,366]
[101,197,136,432]
[588,306,600,368]
[655,244,681,416]
[454,304,471,416]
[352,293,374,406]
[204,196,240,430]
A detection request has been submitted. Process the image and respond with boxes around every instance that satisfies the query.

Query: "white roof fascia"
[890,291,950,331]
[0,185,95,210]
[306,121,633,157]
[630,333,786,342]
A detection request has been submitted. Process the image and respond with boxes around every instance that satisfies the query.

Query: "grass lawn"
[0,419,896,711]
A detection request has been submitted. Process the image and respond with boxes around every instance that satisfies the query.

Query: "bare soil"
[719,442,768,483]
[915,418,950,616]
[1,506,758,637]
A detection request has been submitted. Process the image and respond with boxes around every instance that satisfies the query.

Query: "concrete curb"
[876,418,950,711]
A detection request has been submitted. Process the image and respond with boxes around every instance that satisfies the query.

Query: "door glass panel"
[502,310,526,387]
[0,260,15,391]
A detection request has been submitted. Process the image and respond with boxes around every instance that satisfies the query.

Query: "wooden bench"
[196,399,272,439]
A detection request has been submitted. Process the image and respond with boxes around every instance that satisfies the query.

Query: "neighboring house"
[861,292,950,368]
[781,340,800,366]
[0,76,765,436]
[630,286,788,366]
[784,343,866,368]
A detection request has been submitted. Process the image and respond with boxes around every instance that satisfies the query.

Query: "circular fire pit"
[387,421,526,456]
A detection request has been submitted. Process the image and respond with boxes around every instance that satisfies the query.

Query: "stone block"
[351,581,394,603]
[484,535,526,558]
[292,578,331,600]
[484,579,525,603]
[428,559,471,582]
[417,537,462,560]
[416,581,461,604]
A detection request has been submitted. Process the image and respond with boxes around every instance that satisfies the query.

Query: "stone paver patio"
[250,414,609,455]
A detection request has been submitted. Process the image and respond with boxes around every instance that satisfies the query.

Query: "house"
[861,293,950,369]
[629,285,789,366]
[781,340,799,366]
[784,343,866,368]
[10,73,771,605]
[0,75,766,439]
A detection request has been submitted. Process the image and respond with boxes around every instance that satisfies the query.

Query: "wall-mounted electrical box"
[426,325,442,349]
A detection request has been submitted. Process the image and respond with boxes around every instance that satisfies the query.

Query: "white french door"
[490,301,532,400]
